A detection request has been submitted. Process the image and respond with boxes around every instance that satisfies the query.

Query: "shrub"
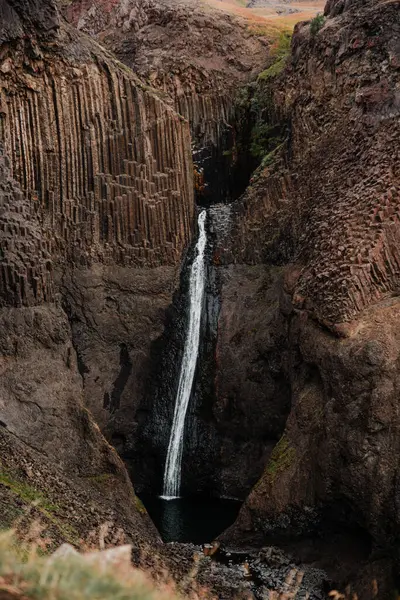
[310,14,325,36]
[250,123,284,159]
[257,31,291,82]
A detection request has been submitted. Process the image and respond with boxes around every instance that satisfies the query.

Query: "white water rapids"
[162,210,207,499]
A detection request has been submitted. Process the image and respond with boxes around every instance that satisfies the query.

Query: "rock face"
[4,4,400,598]
[0,0,194,544]
[63,0,268,144]
[63,0,270,203]
[56,0,277,497]
[210,263,291,497]
[230,0,400,329]
[128,215,292,500]
[1,0,271,518]
[220,0,400,567]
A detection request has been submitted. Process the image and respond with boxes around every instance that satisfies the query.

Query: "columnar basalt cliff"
[58,0,284,497]
[227,0,400,330]
[63,0,269,145]
[218,0,400,568]
[1,25,193,282]
[0,0,194,544]
[63,0,270,203]
[3,0,400,594]
[1,0,196,436]
[0,137,159,550]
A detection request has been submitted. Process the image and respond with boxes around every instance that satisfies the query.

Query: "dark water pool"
[139,495,242,544]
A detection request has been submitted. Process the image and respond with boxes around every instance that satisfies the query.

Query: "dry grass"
[0,519,217,600]
[0,520,391,600]
[201,0,324,31]
[0,527,180,600]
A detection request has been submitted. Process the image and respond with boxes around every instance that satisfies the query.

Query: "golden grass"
[0,529,179,600]
[201,0,324,32]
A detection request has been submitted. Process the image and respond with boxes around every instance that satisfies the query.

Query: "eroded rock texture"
[63,0,270,204]
[1,32,193,292]
[0,149,158,548]
[221,0,400,570]
[63,0,268,147]
[211,263,291,498]
[229,0,400,329]
[58,0,278,496]
[0,0,194,544]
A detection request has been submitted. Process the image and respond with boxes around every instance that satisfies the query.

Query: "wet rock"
[162,542,328,599]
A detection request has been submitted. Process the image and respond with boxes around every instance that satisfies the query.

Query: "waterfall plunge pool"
[138,494,241,544]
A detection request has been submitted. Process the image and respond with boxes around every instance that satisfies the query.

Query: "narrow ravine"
[162,210,208,499]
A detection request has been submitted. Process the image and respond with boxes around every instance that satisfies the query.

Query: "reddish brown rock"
[63,0,270,148]
[0,0,193,548]
[228,0,400,328]
[220,0,400,574]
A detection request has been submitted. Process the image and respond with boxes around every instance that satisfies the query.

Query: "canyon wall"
[63,0,269,143]
[0,0,194,543]
[2,0,400,583]
[63,0,270,202]
[229,0,400,329]
[219,0,400,554]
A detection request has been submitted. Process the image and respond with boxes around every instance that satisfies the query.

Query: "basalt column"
[219,0,400,565]
[0,0,179,545]
[0,0,195,508]
[63,0,270,206]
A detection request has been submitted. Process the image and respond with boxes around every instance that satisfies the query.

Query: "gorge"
[1,0,400,598]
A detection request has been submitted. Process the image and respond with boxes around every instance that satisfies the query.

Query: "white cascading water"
[162,210,207,499]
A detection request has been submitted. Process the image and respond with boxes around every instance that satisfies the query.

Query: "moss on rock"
[265,434,296,482]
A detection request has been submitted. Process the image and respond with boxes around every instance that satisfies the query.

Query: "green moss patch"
[310,14,325,36]
[257,31,291,82]
[133,495,147,515]
[85,473,114,487]
[266,435,296,482]
[0,467,80,546]
[0,470,59,513]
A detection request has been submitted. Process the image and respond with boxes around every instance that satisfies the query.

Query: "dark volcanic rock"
[163,541,328,600]
[0,147,159,549]
[60,264,180,441]
[0,0,192,549]
[229,0,400,328]
[212,264,291,498]
[0,0,59,43]
[63,0,271,205]
[218,2,400,596]
[131,221,291,501]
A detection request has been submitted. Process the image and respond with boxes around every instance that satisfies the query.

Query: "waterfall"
[162,210,207,499]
